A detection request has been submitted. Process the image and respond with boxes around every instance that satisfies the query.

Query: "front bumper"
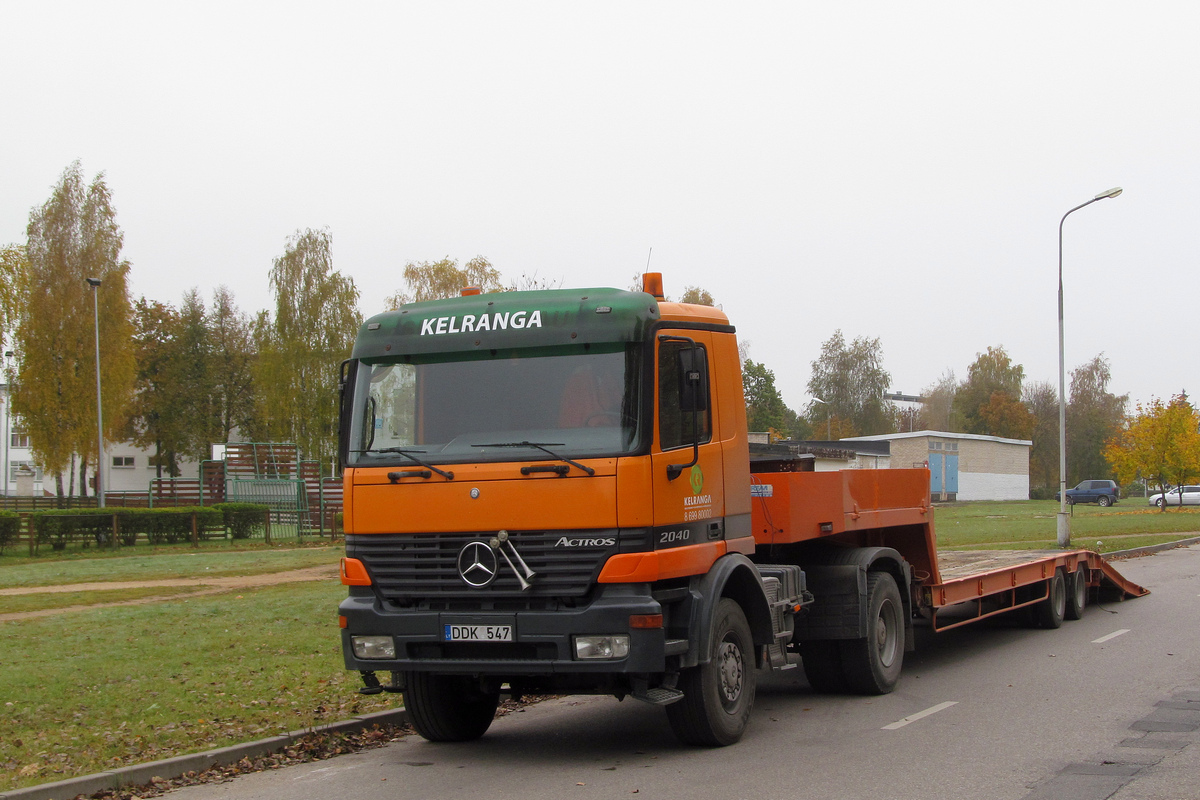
[340,583,671,676]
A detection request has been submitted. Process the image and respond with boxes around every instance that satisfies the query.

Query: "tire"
[666,598,756,746]
[403,672,500,742]
[839,572,904,695]
[1032,570,1067,629]
[1156,498,1165,509]
[1066,496,1075,506]
[800,640,848,693]
[1065,566,1088,621]
[1098,495,1112,508]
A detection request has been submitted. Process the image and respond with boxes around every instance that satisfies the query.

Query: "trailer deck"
[926,549,1148,631]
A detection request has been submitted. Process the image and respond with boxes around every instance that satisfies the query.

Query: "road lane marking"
[882,701,958,730]
[1093,629,1131,644]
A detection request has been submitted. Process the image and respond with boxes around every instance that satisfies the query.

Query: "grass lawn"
[0,545,340,590]
[0,580,393,792]
[932,499,1200,552]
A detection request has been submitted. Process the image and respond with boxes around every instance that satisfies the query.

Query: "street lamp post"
[1057,187,1122,547]
[87,278,105,508]
[812,397,832,440]
[2,350,11,498]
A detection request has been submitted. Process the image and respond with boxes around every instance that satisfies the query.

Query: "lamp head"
[1095,187,1123,200]
[86,278,101,287]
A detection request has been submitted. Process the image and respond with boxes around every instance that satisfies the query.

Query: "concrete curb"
[1105,536,1200,560]
[0,707,409,800]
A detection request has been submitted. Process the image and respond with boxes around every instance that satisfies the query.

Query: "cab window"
[658,340,712,451]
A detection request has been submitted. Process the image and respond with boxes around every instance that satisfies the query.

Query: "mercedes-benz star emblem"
[457,541,498,588]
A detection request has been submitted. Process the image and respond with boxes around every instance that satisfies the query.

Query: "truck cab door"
[650,332,726,546]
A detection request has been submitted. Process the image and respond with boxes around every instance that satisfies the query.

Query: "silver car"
[1148,485,1200,508]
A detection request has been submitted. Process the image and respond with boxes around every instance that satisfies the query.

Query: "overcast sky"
[3,2,1197,415]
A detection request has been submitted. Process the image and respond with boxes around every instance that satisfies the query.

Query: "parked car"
[1055,479,1120,507]
[1147,485,1200,508]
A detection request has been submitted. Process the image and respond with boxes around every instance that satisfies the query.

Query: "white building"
[1,379,198,498]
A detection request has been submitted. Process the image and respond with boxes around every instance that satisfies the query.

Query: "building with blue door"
[842,430,1031,501]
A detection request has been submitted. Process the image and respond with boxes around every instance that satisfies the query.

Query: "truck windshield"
[346,344,643,466]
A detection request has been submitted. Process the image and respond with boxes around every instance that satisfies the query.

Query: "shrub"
[31,511,111,550]
[213,503,269,540]
[0,511,19,553]
[114,508,218,544]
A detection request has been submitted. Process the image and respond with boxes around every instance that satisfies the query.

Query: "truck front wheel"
[666,598,756,746]
[403,672,500,742]
[839,572,904,694]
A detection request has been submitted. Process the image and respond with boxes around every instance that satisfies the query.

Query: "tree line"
[1,163,363,495]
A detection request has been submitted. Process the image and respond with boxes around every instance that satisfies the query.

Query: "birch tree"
[385,256,503,308]
[806,330,894,436]
[208,285,257,444]
[257,229,360,468]
[0,245,25,353]
[13,162,135,496]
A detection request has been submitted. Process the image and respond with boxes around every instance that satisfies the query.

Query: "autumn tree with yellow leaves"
[1105,394,1200,511]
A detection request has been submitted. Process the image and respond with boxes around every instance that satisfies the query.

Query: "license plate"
[443,624,513,642]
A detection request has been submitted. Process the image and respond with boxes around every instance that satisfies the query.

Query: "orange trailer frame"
[748,468,1147,633]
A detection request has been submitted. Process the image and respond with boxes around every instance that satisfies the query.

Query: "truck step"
[765,642,796,670]
[633,686,685,706]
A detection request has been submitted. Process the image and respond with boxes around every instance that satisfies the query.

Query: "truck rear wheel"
[1065,566,1088,620]
[666,598,756,746]
[1032,570,1067,629]
[800,640,848,693]
[839,572,904,695]
[403,672,500,742]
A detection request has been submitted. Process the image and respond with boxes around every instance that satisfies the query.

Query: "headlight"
[351,635,396,659]
[574,635,630,660]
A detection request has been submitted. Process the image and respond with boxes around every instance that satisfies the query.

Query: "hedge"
[31,507,225,549]
[0,511,19,553]
[114,507,223,544]
[31,510,114,550]
[212,503,270,540]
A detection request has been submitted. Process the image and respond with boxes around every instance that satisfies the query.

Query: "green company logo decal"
[690,465,704,495]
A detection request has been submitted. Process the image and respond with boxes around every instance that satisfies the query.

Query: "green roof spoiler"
[352,287,661,360]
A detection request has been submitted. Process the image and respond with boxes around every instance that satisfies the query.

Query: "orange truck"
[336,274,1146,746]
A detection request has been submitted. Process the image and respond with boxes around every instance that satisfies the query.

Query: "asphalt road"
[165,546,1200,800]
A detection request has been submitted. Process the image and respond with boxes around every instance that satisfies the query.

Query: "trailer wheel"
[836,572,904,695]
[800,640,847,693]
[404,672,500,742]
[1032,570,1067,629]
[666,598,756,746]
[1065,566,1088,620]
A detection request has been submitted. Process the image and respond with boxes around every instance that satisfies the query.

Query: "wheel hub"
[875,599,899,668]
[718,641,743,704]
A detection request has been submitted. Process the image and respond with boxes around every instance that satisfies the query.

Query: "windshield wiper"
[471,441,596,477]
[354,448,455,480]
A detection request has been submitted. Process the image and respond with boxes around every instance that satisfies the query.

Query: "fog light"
[351,636,396,659]
[574,635,630,660]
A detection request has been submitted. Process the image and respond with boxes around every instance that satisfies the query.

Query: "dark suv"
[1056,480,1120,507]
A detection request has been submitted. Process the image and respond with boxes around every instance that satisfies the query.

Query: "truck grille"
[346,530,628,600]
